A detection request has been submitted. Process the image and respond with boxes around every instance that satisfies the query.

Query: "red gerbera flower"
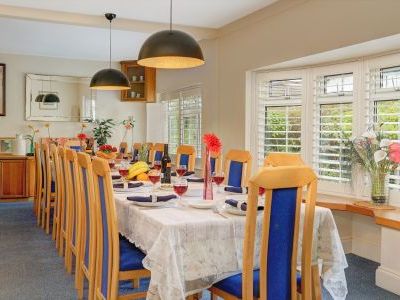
[77,133,87,141]
[203,133,222,153]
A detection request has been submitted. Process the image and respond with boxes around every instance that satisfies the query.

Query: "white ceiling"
[0,0,277,28]
[0,17,149,61]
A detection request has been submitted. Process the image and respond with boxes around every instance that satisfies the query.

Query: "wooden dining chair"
[223,149,252,187]
[209,165,317,300]
[176,145,196,171]
[40,143,55,234]
[34,143,42,219]
[264,153,305,167]
[202,150,222,175]
[149,143,165,164]
[263,152,321,299]
[76,152,97,300]
[132,143,141,160]
[58,146,68,257]
[50,144,62,247]
[92,157,150,300]
[64,149,81,275]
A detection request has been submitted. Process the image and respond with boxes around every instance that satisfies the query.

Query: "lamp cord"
[169,0,172,32]
[109,18,112,69]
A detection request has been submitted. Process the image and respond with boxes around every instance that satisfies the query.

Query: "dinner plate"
[186,199,215,209]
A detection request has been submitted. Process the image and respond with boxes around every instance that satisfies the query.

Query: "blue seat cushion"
[119,236,146,272]
[51,181,55,193]
[213,270,301,298]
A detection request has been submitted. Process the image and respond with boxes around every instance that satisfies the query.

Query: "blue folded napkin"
[113,182,144,189]
[224,186,248,194]
[225,199,264,211]
[126,194,177,202]
[112,175,121,180]
[187,178,204,183]
[171,171,195,177]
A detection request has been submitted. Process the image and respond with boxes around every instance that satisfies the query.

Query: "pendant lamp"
[137,0,204,69]
[90,13,130,90]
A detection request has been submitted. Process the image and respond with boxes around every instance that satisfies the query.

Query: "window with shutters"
[367,65,400,189]
[161,86,202,157]
[256,76,303,166]
[314,72,353,183]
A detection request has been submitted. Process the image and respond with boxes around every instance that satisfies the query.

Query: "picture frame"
[0,64,5,116]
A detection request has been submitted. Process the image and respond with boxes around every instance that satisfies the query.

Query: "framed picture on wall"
[0,64,5,116]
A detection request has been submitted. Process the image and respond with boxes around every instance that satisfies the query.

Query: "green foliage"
[138,144,149,162]
[88,118,115,146]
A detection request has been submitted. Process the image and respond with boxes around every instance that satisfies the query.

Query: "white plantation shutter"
[367,66,400,189]
[313,73,353,182]
[256,77,302,166]
[161,86,202,157]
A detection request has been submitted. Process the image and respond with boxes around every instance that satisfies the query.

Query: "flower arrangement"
[203,133,222,201]
[96,144,118,159]
[44,123,51,139]
[121,118,135,143]
[347,124,400,203]
[25,124,40,155]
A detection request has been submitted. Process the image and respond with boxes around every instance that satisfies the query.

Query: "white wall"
[0,53,146,146]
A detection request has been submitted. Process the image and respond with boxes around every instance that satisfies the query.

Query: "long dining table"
[113,179,348,300]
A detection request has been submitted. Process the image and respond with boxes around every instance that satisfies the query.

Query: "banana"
[127,161,149,180]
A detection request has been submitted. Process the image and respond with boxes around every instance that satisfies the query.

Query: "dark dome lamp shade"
[137,0,204,69]
[90,13,130,90]
[43,93,60,103]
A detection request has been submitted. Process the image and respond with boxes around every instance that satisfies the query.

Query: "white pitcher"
[13,134,26,156]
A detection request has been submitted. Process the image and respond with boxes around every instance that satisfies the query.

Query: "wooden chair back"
[264,153,305,167]
[65,139,85,152]
[132,143,141,160]
[57,146,68,256]
[92,157,120,300]
[76,152,97,300]
[34,143,42,219]
[149,143,165,163]
[40,142,52,232]
[223,149,252,187]
[119,142,128,157]
[242,166,317,300]
[176,145,196,171]
[65,148,82,274]
[50,144,62,245]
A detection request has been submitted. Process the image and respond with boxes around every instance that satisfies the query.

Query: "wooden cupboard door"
[0,160,27,198]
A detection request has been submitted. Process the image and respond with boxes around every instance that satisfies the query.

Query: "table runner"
[114,185,348,300]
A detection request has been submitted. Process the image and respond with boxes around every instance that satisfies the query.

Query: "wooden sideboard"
[0,155,35,200]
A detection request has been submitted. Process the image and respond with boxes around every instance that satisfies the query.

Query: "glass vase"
[203,147,213,201]
[370,171,389,204]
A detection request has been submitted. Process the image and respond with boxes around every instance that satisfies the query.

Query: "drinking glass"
[173,178,188,202]
[212,171,225,193]
[118,160,130,186]
[148,169,161,194]
[176,165,187,177]
[108,159,116,170]
[153,160,162,171]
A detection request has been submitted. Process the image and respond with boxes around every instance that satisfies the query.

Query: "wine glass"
[153,160,162,171]
[212,171,225,193]
[108,159,116,170]
[173,178,188,202]
[118,160,130,187]
[176,165,187,177]
[148,169,161,194]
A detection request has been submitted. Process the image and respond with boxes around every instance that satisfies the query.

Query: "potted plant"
[89,118,115,147]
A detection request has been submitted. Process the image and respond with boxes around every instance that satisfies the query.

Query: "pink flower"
[203,133,222,153]
[388,142,400,164]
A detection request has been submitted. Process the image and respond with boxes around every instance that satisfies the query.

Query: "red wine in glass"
[213,176,225,185]
[148,174,161,185]
[109,162,115,169]
[173,184,188,196]
[119,168,129,177]
[153,161,162,171]
[176,167,187,177]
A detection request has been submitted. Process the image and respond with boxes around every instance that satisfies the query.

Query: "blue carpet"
[0,201,399,300]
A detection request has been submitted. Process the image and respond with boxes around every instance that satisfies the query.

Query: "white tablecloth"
[114,183,348,300]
